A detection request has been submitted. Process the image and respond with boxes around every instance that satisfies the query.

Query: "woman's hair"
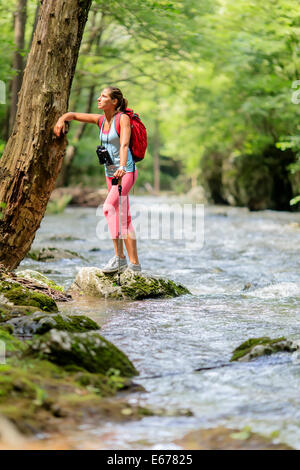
[106,86,128,112]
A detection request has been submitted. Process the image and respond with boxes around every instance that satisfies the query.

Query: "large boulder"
[230,336,299,362]
[68,267,191,300]
[27,329,138,377]
[6,312,99,336]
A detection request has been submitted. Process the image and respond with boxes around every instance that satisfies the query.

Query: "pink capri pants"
[103,169,138,239]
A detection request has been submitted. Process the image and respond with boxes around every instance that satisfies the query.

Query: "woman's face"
[97,89,117,111]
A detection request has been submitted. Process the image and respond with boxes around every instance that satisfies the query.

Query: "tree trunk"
[9,0,27,135]
[0,0,92,271]
[153,117,160,194]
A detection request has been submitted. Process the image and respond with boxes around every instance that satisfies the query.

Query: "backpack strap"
[97,115,105,129]
[115,111,124,137]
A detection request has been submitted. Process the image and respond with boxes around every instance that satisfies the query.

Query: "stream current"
[19,195,300,449]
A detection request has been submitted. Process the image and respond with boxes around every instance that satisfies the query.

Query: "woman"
[53,86,141,273]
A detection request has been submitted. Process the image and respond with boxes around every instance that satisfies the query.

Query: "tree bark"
[0,0,92,271]
[9,0,27,135]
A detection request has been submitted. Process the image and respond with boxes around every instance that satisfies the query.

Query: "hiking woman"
[53,86,141,273]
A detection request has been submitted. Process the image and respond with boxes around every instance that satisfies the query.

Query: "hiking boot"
[126,261,142,272]
[102,255,127,273]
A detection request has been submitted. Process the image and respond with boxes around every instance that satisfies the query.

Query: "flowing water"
[19,195,300,449]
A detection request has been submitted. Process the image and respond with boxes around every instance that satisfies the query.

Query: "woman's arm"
[53,112,102,137]
[113,114,131,179]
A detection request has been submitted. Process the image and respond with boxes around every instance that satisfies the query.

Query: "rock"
[6,312,100,336]
[0,415,28,448]
[175,426,292,450]
[68,267,191,300]
[0,326,28,355]
[0,270,71,303]
[26,247,86,262]
[0,328,144,438]
[28,329,138,376]
[184,185,207,203]
[0,279,58,313]
[0,303,40,323]
[50,186,107,208]
[15,269,65,293]
[230,336,299,362]
[47,234,84,242]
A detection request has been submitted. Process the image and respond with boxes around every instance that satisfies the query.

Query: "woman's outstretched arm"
[53,112,101,137]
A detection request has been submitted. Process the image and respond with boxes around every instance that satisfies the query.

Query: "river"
[19,195,300,449]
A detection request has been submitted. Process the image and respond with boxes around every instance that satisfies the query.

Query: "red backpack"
[98,108,147,163]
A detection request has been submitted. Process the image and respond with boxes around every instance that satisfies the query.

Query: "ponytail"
[106,86,128,113]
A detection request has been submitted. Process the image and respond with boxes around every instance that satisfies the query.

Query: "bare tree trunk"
[0,0,92,271]
[153,118,160,194]
[9,0,27,135]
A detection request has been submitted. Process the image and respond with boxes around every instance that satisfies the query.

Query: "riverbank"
[5,197,300,449]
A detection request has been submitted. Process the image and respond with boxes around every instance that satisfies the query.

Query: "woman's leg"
[104,170,138,263]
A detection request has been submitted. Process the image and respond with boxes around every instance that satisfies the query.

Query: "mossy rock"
[0,329,146,436]
[175,426,292,450]
[0,327,28,355]
[0,303,40,323]
[26,247,86,262]
[68,267,191,300]
[27,329,138,377]
[230,336,298,362]
[7,312,100,336]
[15,270,65,293]
[0,279,58,313]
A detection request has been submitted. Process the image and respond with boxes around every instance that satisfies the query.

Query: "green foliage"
[46,194,72,214]
[2,0,300,198]
[0,201,6,219]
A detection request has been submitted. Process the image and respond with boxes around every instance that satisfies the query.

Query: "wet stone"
[28,329,138,376]
[68,267,191,300]
[230,336,300,362]
[6,312,100,336]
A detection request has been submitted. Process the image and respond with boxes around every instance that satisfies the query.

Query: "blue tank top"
[99,115,135,177]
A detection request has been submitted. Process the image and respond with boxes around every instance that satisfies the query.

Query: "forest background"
[1,0,300,211]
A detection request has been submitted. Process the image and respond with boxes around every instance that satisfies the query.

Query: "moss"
[0,329,156,438]
[0,346,142,435]
[33,314,100,335]
[0,304,42,323]
[28,330,138,377]
[0,280,58,312]
[0,323,13,334]
[0,328,28,354]
[74,370,130,396]
[230,336,286,361]
[16,270,65,293]
[119,274,191,300]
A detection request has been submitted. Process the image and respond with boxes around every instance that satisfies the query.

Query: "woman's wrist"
[63,112,74,122]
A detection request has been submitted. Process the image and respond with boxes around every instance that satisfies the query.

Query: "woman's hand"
[113,168,126,179]
[53,117,67,137]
